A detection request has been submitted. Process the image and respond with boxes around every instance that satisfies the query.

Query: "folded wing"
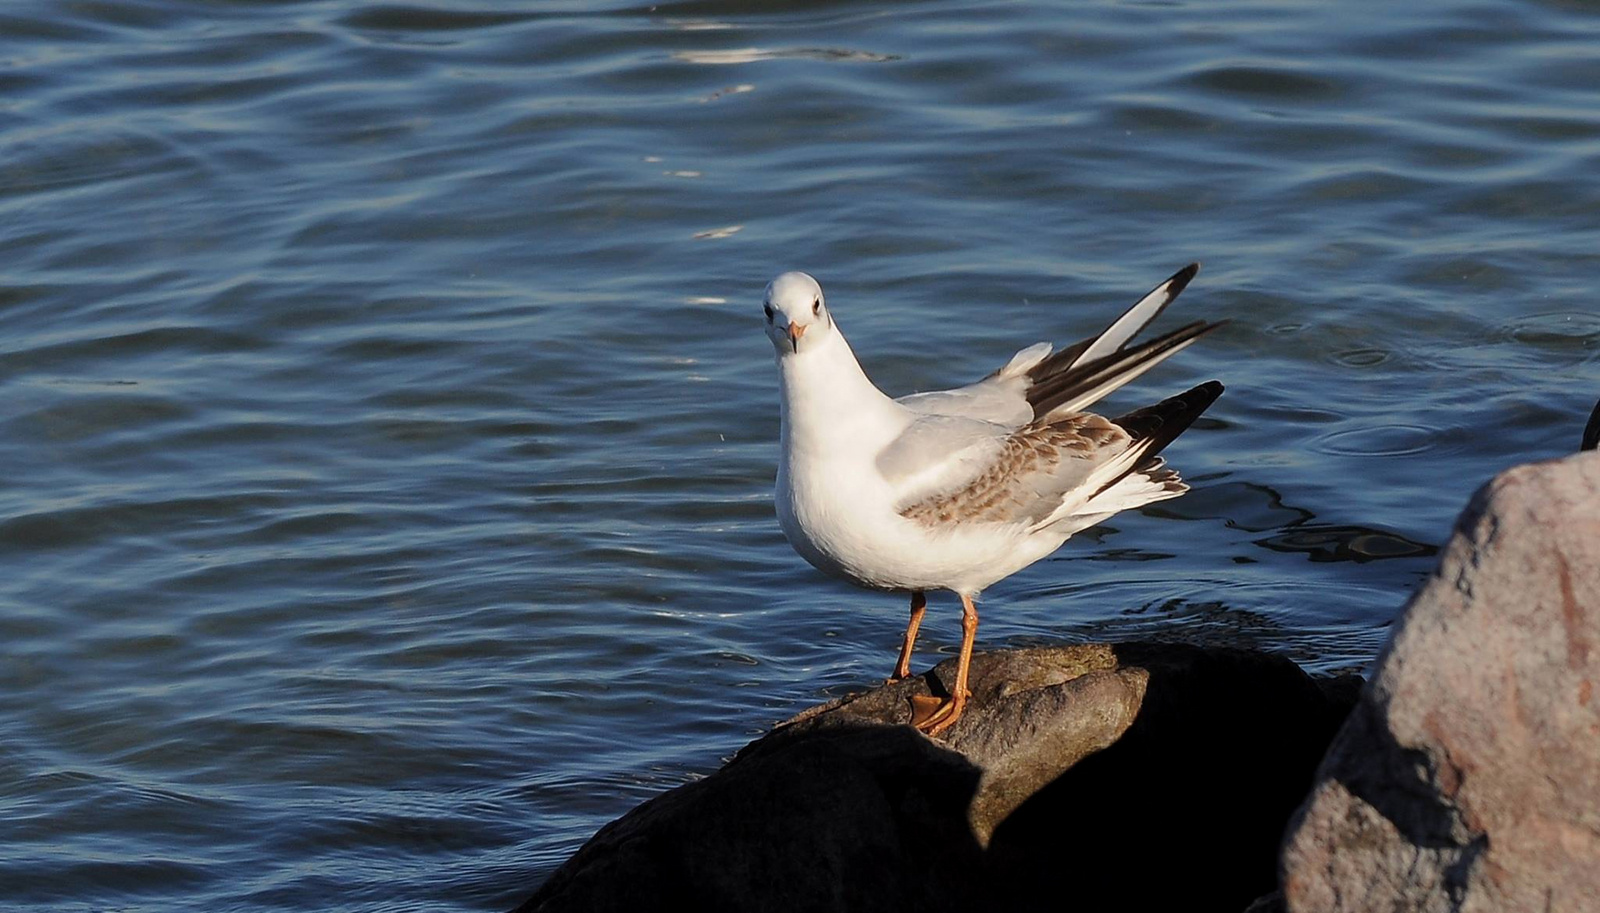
[892,381,1224,533]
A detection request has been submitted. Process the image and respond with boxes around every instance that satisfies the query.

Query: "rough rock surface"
[517,641,1358,913]
[1281,451,1600,913]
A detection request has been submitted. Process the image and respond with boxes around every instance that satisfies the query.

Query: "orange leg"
[889,591,927,683]
[914,593,978,736]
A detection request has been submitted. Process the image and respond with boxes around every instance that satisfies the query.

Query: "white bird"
[764,264,1224,735]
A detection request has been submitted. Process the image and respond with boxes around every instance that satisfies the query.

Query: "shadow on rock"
[989,643,1358,913]
[516,641,1359,913]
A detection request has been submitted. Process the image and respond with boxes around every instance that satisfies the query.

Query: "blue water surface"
[2,1,1598,910]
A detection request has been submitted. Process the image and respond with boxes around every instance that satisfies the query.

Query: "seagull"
[764,264,1225,736]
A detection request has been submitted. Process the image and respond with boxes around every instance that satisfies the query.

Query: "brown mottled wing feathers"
[898,380,1225,529]
[899,414,1125,527]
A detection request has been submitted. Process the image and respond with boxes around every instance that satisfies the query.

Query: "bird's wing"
[873,413,1019,504]
[886,414,1135,530]
[888,381,1225,532]
[893,343,1046,428]
[892,264,1223,428]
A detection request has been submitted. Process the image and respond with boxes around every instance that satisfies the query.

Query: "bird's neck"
[778,330,907,461]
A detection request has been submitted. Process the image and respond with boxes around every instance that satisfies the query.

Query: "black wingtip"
[1583,397,1600,452]
[1110,380,1225,451]
[1091,380,1223,498]
[1169,379,1225,420]
[1167,262,1201,295]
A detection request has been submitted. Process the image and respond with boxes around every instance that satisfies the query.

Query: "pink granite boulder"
[1281,451,1600,913]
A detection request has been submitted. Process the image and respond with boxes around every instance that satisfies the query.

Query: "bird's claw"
[909,692,965,735]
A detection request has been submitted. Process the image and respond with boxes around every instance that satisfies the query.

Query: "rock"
[516,642,1358,913]
[1281,451,1600,913]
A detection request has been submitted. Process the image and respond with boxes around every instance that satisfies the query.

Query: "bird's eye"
[763,304,774,322]
[812,298,822,315]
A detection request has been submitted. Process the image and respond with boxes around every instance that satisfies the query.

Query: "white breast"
[773,330,1051,594]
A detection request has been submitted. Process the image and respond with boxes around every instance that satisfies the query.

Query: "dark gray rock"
[517,641,1357,913]
[1281,451,1600,913]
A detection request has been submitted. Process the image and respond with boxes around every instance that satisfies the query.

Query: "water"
[2,1,1597,910]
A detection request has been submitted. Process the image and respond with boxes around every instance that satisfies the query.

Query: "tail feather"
[1029,382,1222,534]
[1076,459,1189,522]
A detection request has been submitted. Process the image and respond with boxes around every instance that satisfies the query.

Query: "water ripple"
[3,1,1600,911]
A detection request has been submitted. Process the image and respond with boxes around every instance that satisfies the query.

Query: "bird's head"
[763,271,833,356]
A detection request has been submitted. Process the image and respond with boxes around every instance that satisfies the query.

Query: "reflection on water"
[2,1,1598,911]
[1256,525,1438,564]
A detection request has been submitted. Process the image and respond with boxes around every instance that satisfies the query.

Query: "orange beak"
[787,322,807,352]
